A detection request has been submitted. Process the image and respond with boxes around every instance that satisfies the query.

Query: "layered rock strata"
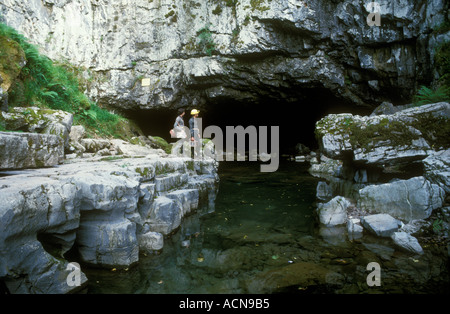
[1,0,447,109]
[311,102,450,255]
[0,155,218,293]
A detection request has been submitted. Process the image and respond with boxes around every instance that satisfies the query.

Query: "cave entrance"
[126,87,372,155]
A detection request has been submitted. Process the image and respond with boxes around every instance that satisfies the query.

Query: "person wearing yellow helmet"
[189,109,200,158]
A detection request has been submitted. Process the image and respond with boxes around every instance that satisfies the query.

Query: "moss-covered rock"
[0,131,64,169]
[0,106,73,149]
[316,102,450,166]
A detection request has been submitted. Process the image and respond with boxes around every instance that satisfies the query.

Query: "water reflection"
[85,161,449,294]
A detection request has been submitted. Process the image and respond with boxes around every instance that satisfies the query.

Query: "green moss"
[414,113,450,150]
[250,0,270,12]
[197,24,216,56]
[135,166,152,177]
[348,118,420,151]
[165,10,175,18]
[186,160,195,171]
[152,136,172,154]
[155,163,172,175]
[315,115,423,153]
[212,5,223,15]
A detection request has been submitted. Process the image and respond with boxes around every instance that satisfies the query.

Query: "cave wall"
[1,0,448,113]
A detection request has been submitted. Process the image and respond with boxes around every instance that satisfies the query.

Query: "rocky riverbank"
[309,102,450,257]
[0,108,219,294]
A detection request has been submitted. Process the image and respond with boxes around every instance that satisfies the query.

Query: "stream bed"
[84,161,449,294]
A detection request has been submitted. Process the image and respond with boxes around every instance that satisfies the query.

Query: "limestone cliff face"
[1,0,448,111]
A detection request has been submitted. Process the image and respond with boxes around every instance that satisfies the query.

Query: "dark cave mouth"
[126,90,372,155]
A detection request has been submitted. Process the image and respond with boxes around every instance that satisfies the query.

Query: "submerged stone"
[361,214,400,237]
[391,232,424,255]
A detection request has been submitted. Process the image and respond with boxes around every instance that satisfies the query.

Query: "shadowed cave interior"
[126,87,373,155]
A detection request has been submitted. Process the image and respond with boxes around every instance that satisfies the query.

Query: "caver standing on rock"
[189,109,201,159]
[173,108,187,139]
[171,108,190,156]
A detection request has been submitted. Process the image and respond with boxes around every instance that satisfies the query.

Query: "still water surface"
[85,161,449,294]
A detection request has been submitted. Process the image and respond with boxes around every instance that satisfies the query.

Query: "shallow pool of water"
[84,161,449,294]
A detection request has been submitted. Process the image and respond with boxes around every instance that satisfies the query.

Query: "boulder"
[0,176,87,293]
[316,181,332,201]
[316,196,351,226]
[0,107,73,149]
[71,170,141,268]
[360,214,400,237]
[316,102,450,166]
[110,138,162,157]
[347,218,363,240]
[0,131,64,170]
[357,176,444,221]
[146,196,183,235]
[423,149,450,194]
[80,138,111,153]
[69,125,86,143]
[67,125,86,155]
[308,155,342,177]
[138,231,164,253]
[391,232,424,255]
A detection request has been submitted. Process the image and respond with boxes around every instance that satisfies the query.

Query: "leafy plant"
[432,219,444,233]
[413,85,450,106]
[0,22,136,140]
[197,24,216,56]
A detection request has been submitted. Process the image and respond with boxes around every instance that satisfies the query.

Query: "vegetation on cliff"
[0,22,139,139]
[413,36,450,106]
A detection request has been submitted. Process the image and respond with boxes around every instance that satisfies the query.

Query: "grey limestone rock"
[360,214,401,237]
[316,196,351,226]
[0,155,218,293]
[0,131,64,170]
[358,176,444,221]
[391,231,424,255]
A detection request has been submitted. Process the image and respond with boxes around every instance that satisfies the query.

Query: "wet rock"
[362,242,395,261]
[138,231,164,253]
[246,262,342,294]
[0,155,218,293]
[316,196,351,226]
[0,176,87,293]
[391,232,424,255]
[361,214,400,237]
[347,218,364,240]
[155,173,189,193]
[316,181,332,201]
[358,176,445,221]
[72,170,141,268]
[309,155,342,177]
[146,196,183,235]
[319,226,347,245]
[316,103,450,166]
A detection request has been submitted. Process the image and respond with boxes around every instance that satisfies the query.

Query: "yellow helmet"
[191,109,200,115]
